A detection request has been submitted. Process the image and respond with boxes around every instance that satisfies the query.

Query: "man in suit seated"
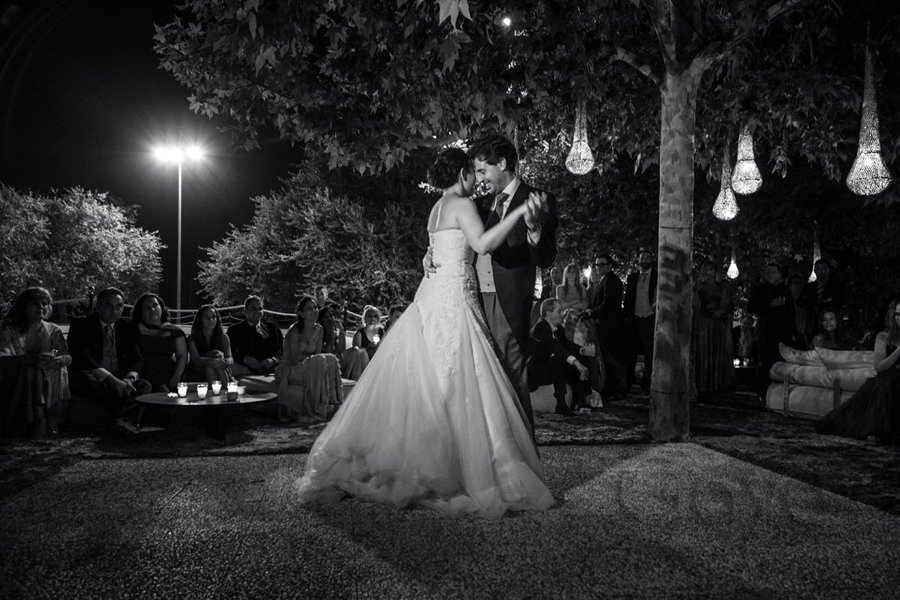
[228,295,284,377]
[67,287,152,429]
[527,298,591,416]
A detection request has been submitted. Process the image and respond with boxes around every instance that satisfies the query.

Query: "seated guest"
[810,309,854,351]
[67,287,151,430]
[352,305,384,359]
[132,293,187,393]
[228,295,284,376]
[314,285,329,308]
[317,302,346,358]
[187,304,234,384]
[527,298,591,416]
[556,262,588,311]
[0,287,71,438]
[817,299,900,444]
[382,304,406,338]
[563,310,604,403]
[276,296,342,421]
[341,306,382,380]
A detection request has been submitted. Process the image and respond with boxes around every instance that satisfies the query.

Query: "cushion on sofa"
[765,383,850,419]
[778,343,824,366]
[769,363,833,388]
[829,367,876,392]
[815,347,874,370]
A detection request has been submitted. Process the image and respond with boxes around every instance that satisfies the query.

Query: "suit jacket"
[586,273,623,320]
[228,320,284,366]
[526,319,571,390]
[475,180,558,352]
[801,277,845,314]
[67,313,143,377]
[624,269,658,320]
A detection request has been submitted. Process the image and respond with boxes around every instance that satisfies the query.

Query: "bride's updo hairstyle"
[427,148,471,189]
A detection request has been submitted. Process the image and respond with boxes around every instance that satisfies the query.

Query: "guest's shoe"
[555,403,575,417]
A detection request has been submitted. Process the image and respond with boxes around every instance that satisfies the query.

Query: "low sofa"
[766,343,875,419]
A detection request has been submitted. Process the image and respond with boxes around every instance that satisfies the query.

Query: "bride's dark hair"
[427,148,471,189]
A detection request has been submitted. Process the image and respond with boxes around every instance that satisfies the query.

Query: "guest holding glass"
[187,304,234,384]
[0,287,71,438]
[276,295,342,421]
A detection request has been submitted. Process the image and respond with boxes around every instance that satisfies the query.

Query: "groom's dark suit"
[475,180,558,430]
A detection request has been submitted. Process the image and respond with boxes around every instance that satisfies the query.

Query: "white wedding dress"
[297,229,553,518]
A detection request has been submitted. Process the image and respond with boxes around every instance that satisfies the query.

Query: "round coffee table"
[137,390,277,407]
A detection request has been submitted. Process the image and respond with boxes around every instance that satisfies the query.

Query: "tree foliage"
[0,184,164,305]
[197,165,431,312]
[155,0,899,189]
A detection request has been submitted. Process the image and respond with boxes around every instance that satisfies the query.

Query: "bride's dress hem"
[297,230,553,518]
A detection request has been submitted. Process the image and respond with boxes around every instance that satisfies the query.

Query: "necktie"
[102,324,118,373]
[486,192,508,228]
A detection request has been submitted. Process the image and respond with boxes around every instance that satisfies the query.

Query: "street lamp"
[152,144,205,314]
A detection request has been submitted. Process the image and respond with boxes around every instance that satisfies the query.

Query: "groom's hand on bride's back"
[423,246,438,277]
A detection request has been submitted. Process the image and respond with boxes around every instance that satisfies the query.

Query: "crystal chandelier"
[712,144,739,221]
[846,34,893,196]
[565,99,595,175]
[731,124,762,194]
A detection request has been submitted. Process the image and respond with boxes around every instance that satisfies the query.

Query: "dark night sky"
[0,0,300,307]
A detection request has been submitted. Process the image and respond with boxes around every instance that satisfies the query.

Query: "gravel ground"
[2,445,900,599]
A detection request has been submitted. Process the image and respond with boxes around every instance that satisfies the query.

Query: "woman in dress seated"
[187,304,234,384]
[556,262,588,311]
[276,295,342,421]
[0,287,71,437]
[317,302,346,360]
[341,305,382,379]
[810,309,854,351]
[132,293,187,392]
[353,305,383,359]
[817,299,900,443]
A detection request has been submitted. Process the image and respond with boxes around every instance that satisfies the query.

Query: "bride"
[297,148,554,518]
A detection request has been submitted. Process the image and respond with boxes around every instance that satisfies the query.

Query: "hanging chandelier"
[712,143,739,221]
[846,32,893,196]
[808,222,821,283]
[565,99,595,175]
[727,253,740,280]
[731,123,762,194]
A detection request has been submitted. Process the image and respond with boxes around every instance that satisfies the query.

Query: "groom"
[470,134,558,432]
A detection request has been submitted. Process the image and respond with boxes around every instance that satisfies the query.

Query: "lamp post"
[152,144,205,314]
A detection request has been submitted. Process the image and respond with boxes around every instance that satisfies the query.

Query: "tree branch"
[608,46,662,86]
[699,0,814,64]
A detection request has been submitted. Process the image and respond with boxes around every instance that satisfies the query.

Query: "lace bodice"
[417,230,477,304]
[412,229,491,391]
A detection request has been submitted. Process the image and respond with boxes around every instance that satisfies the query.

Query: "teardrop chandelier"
[565,99,595,175]
[846,31,893,196]
[727,252,740,280]
[731,123,762,194]
[712,143,739,221]
[807,222,821,283]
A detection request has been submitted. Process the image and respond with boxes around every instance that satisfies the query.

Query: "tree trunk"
[650,69,700,442]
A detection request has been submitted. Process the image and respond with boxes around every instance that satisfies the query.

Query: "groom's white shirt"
[475,177,521,293]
